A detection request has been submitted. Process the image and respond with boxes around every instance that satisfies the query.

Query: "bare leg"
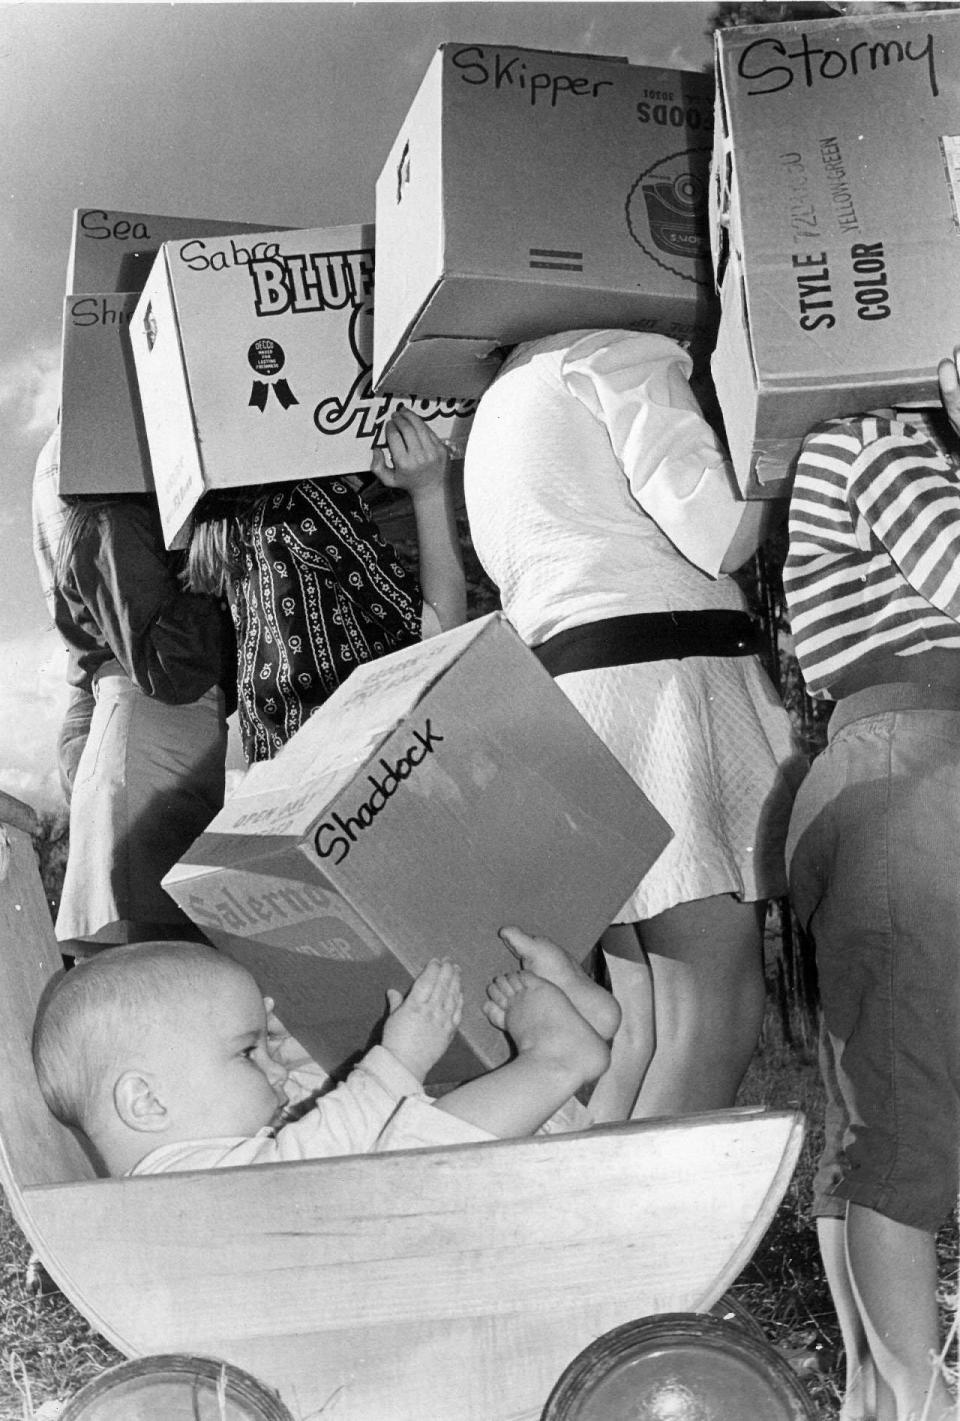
[818,1215,894,1421]
[588,930,655,1123]
[434,972,610,1138]
[846,1204,954,1421]
[631,895,765,1118]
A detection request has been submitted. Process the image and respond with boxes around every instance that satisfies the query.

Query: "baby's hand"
[370,408,451,497]
[263,997,328,1102]
[381,958,463,1081]
[938,348,960,439]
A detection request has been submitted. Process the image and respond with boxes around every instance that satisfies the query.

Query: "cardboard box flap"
[172,829,320,874]
[413,267,706,345]
[375,333,507,401]
[375,268,709,398]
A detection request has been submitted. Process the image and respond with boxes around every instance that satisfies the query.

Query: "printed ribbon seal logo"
[246,247,474,441]
[248,338,299,411]
[626,148,712,286]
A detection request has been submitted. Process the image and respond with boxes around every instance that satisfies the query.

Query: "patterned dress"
[229,478,423,763]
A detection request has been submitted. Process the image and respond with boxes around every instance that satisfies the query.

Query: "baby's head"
[32,942,289,1176]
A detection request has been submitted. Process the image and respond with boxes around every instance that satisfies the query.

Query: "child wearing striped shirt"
[784,355,960,1421]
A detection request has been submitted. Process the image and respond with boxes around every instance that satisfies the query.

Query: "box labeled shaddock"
[163,614,671,1083]
[131,222,475,548]
[711,9,960,496]
[58,293,154,496]
[373,43,717,400]
[66,208,280,294]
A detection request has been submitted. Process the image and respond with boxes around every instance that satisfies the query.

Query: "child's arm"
[263,998,329,1106]
[381,957,463,1082]
[371,409,467,636]
[718,497,788,573]
[938,348,960,438]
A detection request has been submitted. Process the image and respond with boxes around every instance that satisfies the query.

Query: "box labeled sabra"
[163,614,671,1084]
[710,9,960,496]
[131,222,475,547]
[373,43,717,400]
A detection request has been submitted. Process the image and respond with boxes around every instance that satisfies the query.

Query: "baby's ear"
[114,1071,168,1134]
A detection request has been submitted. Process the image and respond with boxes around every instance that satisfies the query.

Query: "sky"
[0,0,717,812]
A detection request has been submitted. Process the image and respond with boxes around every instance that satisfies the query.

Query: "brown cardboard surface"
[373,43,717,399]
[711,9,960,495]
[66,209,282,295]
[130,222,476,548]
[163,614,672,1083]
[58,294,153,495]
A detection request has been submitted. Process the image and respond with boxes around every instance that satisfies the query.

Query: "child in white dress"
[464,329,803,1121]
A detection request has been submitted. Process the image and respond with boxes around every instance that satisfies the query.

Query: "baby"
[32,927,621,1176]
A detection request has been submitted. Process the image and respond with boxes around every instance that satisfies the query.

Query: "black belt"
[531,611,764,677]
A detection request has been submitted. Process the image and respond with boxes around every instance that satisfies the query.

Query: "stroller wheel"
[58,1354,295,1421]
[542,1311,817,1419]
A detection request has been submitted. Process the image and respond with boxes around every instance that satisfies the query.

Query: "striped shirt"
[783,412,960,699]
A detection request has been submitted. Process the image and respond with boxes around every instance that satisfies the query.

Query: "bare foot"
[483,970,610,1087]
[499,927,622,1040]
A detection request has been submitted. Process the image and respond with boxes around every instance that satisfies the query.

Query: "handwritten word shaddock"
[313,721,444,866]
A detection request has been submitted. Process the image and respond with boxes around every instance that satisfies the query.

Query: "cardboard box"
[130,222,477,548]
[163,613,671,1083]
[60,212,285,494]
[66,208,281,294]
[372,43,717,400]
[58,293,154,495]
[710,9,960,497]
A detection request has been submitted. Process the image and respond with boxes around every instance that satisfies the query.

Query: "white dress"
[463,330,801,921]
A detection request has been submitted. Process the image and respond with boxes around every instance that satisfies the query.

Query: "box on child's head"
[130,222,476,548]
[710,8,960,497]
[163,614,672,1085]
[59,210,281,496]
[372,43,717,401]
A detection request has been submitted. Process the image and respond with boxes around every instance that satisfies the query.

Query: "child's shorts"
[787,683,960,1233]
[809,1018,854,1223]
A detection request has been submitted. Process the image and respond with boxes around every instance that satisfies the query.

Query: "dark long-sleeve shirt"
[54,497,232,704]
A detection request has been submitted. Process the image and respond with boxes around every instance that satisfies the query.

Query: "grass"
[0,1220,119,1420]
[0,979,955,1419]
